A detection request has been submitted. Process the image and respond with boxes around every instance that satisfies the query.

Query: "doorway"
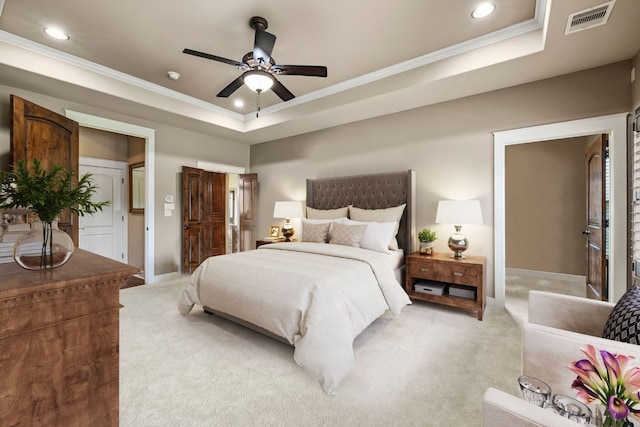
[65,110,157,283]
[504,137,600,302]
[503,136,601,322]
[494,113,628,308]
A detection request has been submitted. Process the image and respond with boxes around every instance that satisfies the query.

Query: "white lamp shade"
[435,200,483,225]
[273,201,303,219]
[243,70,274,93]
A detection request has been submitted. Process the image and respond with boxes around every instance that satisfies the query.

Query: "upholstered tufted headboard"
[306,170,416,254]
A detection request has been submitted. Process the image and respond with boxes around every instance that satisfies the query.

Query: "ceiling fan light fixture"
[471,2,495,19]
[243,70,274,93]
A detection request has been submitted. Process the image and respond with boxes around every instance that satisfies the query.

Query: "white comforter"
[178,242,411,394]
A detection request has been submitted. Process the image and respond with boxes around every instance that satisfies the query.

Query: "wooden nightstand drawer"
[448,265,481,287]
[409,260,480,287]
[408,260,441,281]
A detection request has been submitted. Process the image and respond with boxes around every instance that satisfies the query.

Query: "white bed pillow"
[343,219,396,254]
[329,222,367,247]
[349,204,406,250]
[306,205,350,219]
[301,221,331,243]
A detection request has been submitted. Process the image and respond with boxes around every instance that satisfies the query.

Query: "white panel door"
[79,161,126,262]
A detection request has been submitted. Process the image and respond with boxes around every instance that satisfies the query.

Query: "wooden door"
[239,173,258,251]
[206,171,227,259]
[181,167,227,274]
[584,134,608,301]
[10,95,79,243]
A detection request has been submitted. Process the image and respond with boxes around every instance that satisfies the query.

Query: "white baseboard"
[506,268,585,283]
[148,271,183,284]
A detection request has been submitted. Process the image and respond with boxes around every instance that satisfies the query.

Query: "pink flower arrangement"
[569,345,640,425]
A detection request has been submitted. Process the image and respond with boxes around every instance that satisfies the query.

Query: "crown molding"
[254,3,547,119]
[0,0,547,129]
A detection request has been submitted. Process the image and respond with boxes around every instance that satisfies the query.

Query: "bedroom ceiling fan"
[183,16,328,103]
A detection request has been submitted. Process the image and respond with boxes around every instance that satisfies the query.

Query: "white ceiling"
[0,0,638,144]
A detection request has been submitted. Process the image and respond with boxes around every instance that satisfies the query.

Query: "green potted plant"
[0,159,109,269]
[418,228,437,255]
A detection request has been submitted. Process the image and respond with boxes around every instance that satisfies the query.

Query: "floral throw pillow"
[602,285,640,344]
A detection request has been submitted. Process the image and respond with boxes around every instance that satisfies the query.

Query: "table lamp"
[435,200,483,258]
[273,201,303,241]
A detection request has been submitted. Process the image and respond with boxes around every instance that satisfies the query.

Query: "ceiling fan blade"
[216,76,245,98]
[253,29,276,66]
[183,48,248,69]
[271,77,295,102]
[270,65,327,77]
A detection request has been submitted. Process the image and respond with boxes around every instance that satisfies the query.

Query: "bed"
[179,170,416,394]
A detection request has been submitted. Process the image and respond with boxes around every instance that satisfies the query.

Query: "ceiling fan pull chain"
[256,89,261,118]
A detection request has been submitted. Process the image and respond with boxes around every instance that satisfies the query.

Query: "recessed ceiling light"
[44,27,69,40]
[167,71,180,80]
[471,2,495,19]
[233,100,245,108]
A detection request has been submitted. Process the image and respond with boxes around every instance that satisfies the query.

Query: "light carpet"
[505,274,585,327]
[120,277,523,426]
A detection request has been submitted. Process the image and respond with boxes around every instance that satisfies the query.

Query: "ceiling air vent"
[564,0,616,35]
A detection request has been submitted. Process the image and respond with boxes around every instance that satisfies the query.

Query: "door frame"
[494,113,628,308]
[65,110,156,283]
[79,156,128,262]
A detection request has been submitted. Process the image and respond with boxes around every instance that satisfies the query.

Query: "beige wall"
[80,127,128,161]
[505,137,587,275]
[1,59,634,282]
[0,85,250,277]
[251,61,632,298]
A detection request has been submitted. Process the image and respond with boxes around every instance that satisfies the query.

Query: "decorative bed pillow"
[301,221,331,243]
[306,205,350,220]
[302,217,346,240]
[344,219,396,253]
[329,222,367,247]
[602,285,640,344]
[349,204,406,250]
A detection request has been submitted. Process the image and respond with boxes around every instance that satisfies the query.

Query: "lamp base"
[448,225,468,259]
[282,226,294,242]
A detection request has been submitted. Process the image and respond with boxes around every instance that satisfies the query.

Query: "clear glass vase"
[13,219,74,269]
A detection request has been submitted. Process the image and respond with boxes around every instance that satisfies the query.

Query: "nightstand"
[255,239,290,248]
[405,252,486,320]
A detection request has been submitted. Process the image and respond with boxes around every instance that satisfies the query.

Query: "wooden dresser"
[0,249,138,426]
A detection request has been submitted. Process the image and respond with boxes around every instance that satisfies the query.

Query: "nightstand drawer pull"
[420,268,430,272]
[453,272,463,277]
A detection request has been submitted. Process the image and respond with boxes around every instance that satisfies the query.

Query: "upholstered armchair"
[483,290,640,426]
[522,290,640,399]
